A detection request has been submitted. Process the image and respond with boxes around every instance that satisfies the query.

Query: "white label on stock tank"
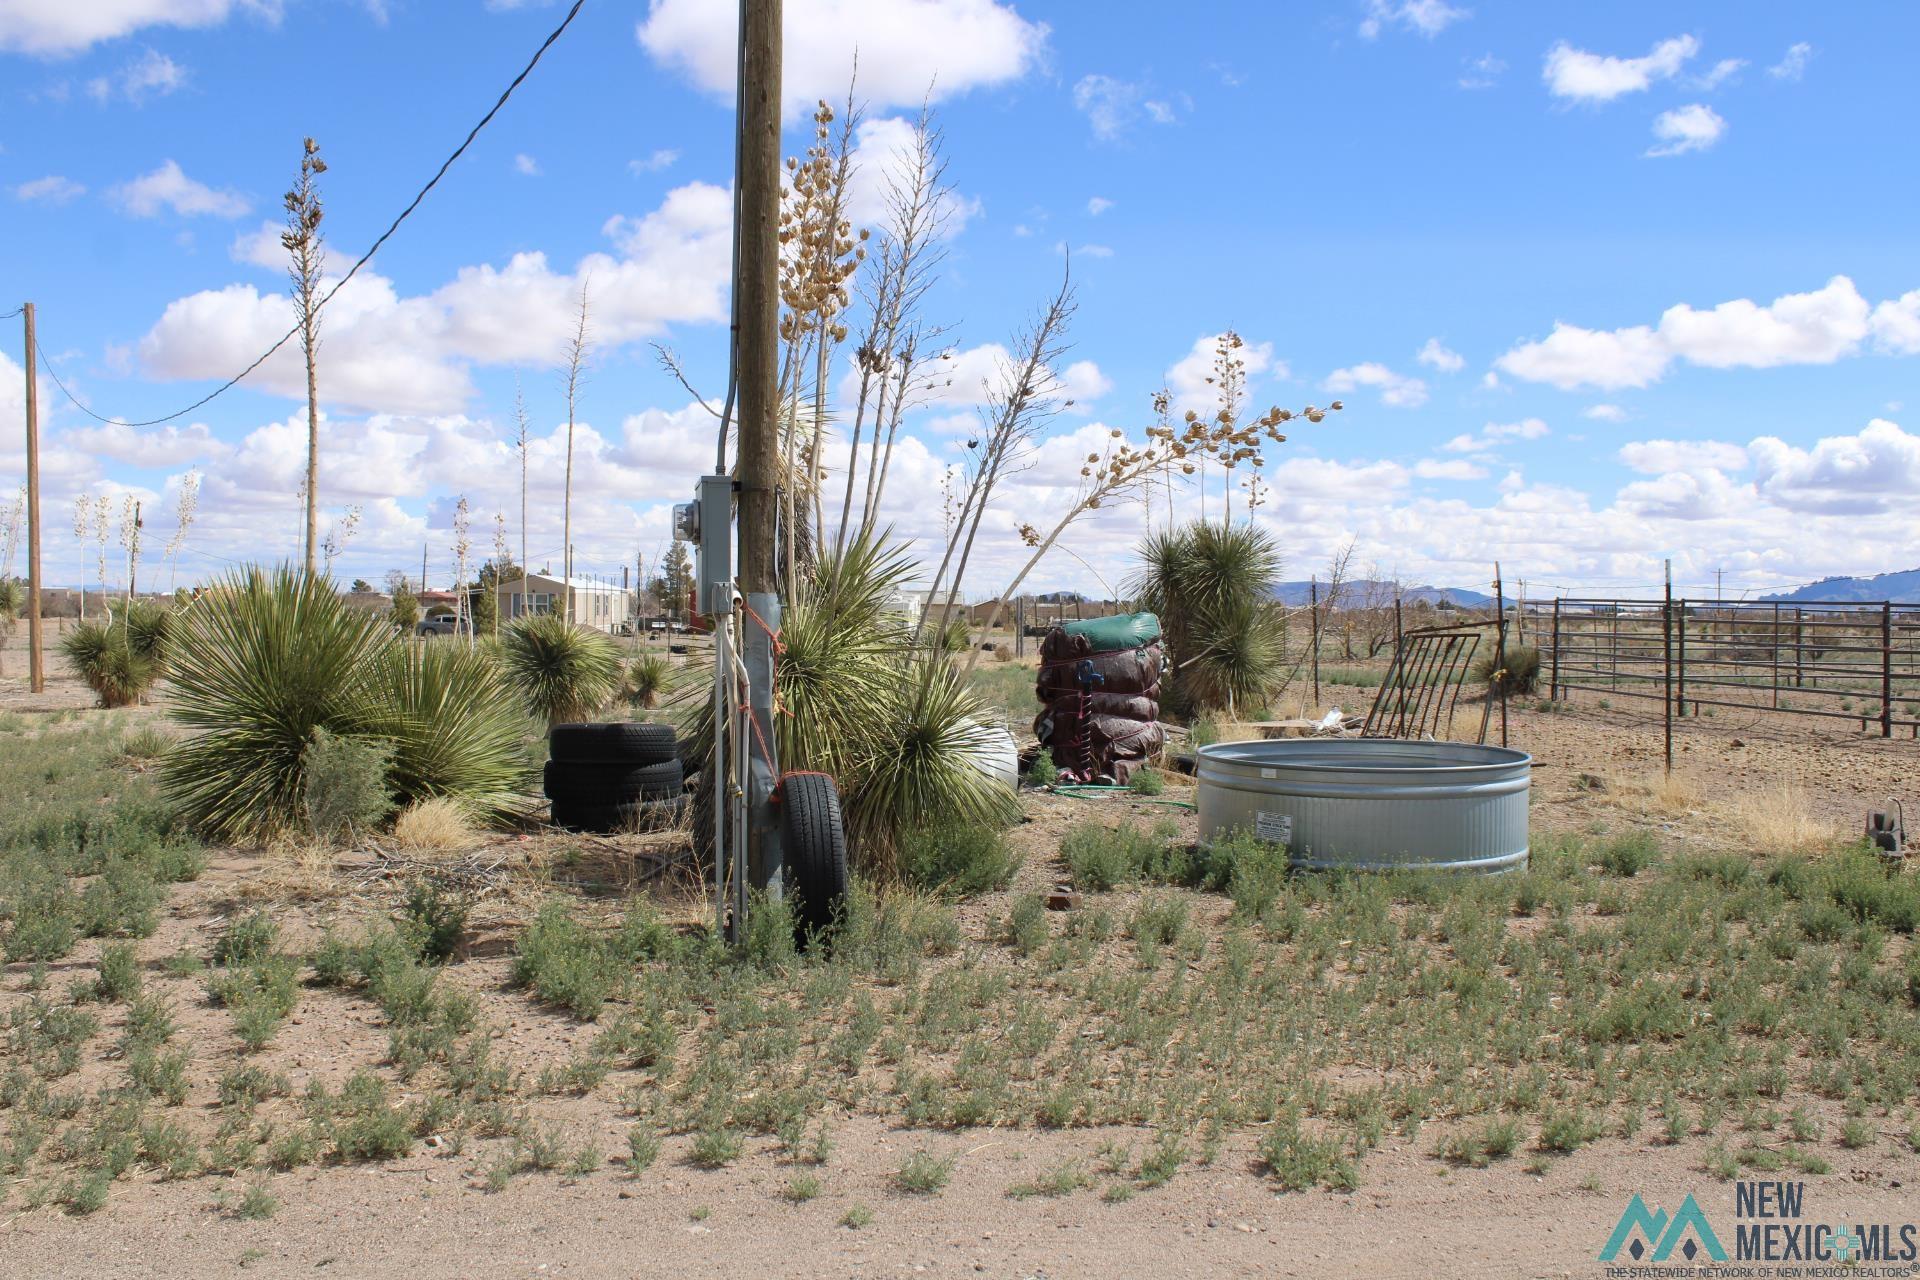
[1254,812,1293,844]
[1259,768,1277,779]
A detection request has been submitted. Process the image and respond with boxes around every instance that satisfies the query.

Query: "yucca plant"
[679,529,1015,873]
[355,638,532,823]
[625,654,676,710]
[1132,521,1286,717]
[1472,642,1541,697]
[60,598,172,708]
[846,662,1020,866]
[500,613,623,727]
[162,567,394,841]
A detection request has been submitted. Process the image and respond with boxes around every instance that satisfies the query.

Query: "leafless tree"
[919,269,1076,647]
[560,281,593,623]
[320,505,361,582]
[839,101,953,550]
[282,137,327,576]
[492,510,511,638]
[512,378,531,612]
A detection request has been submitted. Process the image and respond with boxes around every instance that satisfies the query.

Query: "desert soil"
[3,648,1918,1279]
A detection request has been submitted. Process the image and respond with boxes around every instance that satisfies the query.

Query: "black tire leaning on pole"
[780,773,849,945]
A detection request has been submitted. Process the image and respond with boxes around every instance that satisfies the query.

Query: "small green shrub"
[95,942,142,1002]
[1599,832,1658,877]
[302,728,395,841]
[512,898,672,1019]
[690,1125,742,1168]
[400,879,467,962]
[1062,821,1155,891]
[1128,766,1166,797]
[1258,1112,1355,1192]
[1023,748,1058,789]
[899,825,1021,898]
[214,912,279,967]
[894,1149,955,1194]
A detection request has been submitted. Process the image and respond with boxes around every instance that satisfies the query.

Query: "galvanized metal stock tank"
[1196,739,1531,874]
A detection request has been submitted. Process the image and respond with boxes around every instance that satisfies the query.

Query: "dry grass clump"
[393,797,476,851]
[1720,779,1840,856]
[1599,768,1704,818]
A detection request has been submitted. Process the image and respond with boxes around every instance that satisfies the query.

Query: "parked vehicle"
[416,616,458,636]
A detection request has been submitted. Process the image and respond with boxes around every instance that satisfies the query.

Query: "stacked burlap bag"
[1033,612,1166,783]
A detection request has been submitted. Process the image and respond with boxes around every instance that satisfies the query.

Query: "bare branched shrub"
[560,281,593,622]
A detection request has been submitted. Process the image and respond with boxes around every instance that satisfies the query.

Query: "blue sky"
[3,0,1917,602]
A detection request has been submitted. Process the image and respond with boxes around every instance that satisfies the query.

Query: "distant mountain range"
[1761,568,1920,603]
[1271,580,1494,608]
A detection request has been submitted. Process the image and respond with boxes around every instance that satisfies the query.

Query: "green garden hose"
[1049,784,1197,810]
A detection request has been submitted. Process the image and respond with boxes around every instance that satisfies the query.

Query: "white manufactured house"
[498,573,635,629]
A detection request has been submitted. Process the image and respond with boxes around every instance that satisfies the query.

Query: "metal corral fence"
[1526,597,1920,739]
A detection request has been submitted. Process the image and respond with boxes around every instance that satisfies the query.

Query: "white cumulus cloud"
[1497,276,1901,390]
[139,182,733,414]
[110,160,250,218]
[86,48,187,104]
[1416,337,1464,373]
[1544,34,1698,103]
[14,175,86,204]
[637,0,1047,118]
[1325,362,1428,408]
[1359,0,1469,40]
[0,0,278,56]
[1646,103,1726,157]
[1768,42,1812,82]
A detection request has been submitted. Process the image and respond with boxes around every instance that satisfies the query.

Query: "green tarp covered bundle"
[1034,612,1165,783]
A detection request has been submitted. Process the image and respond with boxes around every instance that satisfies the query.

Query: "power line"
[35,0,587,430]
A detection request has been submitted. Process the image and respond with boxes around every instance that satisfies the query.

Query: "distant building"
[498,573,634,629]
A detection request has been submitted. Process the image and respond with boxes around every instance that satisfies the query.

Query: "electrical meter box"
[673,475,734,617]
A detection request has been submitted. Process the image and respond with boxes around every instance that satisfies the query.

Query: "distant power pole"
[22,302,44,693]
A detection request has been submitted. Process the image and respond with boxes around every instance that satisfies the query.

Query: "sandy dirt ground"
[3,649,1919,1279]
[6,1122,1916,1280]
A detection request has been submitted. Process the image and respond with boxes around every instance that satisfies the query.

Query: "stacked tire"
[545,722,684,833]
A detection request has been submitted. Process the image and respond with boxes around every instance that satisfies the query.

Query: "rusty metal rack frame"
[1536,596,1920,740]
[1363,620,1496,743]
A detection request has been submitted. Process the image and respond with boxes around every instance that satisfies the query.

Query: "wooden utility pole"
[23,303,44,693]
[736,0,784,897]
[735,0,781,596]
